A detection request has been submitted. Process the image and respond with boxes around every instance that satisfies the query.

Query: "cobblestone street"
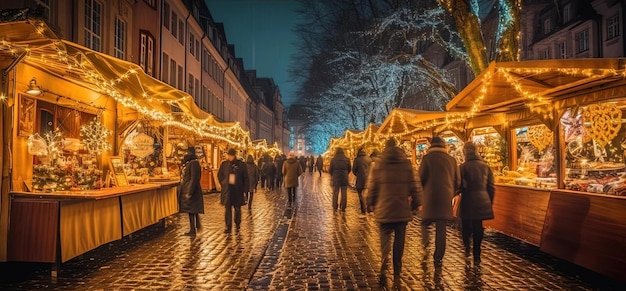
[1,173,624,290]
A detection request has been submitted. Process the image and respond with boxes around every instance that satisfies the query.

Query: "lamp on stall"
[25,77,43,95]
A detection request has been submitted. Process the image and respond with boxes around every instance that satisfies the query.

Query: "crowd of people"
[176,137,495,290]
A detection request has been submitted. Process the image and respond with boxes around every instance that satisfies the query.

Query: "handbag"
[452,194,461,218]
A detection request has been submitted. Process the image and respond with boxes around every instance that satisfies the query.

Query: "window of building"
[178,20,184,44]
[139,32,154,75]
[177,65,183,90]
[607,14,619,40]
[543,18,551,35]
[202,48,209,72]
[84,0,102,51]
[559,41,567,59]
[189,33,195,55]
[169,59,176,86]
[147,36,154,75]
[188,73,194,95]
[171,13,177,38]
[195,40,200,61]
[541,48,550,60]
[563,3,571,23]
[114,17,126,59]
[576,29,589,53]
[35,0,51,21]
[163,2,170,29]
[195,79,200,101]
[162,53,169,82]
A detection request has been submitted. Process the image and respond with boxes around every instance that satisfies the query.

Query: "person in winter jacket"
[245,155,259,210]
[315,155,324,177]
[329,147,351,211]
[263,157,277,191]
[275,154,285,188]
[282,152,303,204]
[218,148,249,234]
[177,146,204,236]
[367,138,421,288]
[352,148,372,214]
[418,136,460,267]
[458,142,495,264]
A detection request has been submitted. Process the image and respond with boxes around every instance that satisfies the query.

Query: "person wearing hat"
[282,152,303,204]
[218,148,249,234]
[418,136,460,267]
[177,145,204,236]
[458,141,495,265]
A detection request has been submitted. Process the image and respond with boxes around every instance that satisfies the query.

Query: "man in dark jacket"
[418,136,461,267]
[263,157,277,192]
[315,155,323,177]
[329,147,351,211]
[367,138,421,288]
[459,141,495,264]
[352,148,372,214]
[178,146,204,236]
[218,148,249,234]
[275,154,285,188]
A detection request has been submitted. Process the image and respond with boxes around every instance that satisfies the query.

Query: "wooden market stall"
[446,59,626,282]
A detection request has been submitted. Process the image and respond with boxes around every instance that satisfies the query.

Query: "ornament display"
[80,118,112,154]
[527,125,553,152]
[582,104,622,148]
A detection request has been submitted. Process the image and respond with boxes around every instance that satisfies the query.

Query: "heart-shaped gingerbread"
[583,104,622,148]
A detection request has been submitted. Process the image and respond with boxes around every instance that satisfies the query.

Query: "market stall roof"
[377,108,449,138]
[446,59,626,114]
[0,19,249,147]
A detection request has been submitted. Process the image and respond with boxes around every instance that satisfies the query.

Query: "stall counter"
[7,182,179,270]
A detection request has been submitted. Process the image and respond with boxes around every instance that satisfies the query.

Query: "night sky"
[205,0,302,108]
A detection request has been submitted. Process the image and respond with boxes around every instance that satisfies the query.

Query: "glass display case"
[511,125,557,189]
[561,104,626,195]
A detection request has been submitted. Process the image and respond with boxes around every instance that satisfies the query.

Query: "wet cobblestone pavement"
[1,173,624,290]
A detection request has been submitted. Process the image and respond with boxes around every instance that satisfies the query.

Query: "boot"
[195,214,201,230]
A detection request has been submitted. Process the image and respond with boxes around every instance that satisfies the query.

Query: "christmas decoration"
[527,125,553,152]
[583,104,622,148]
[81,118,112,154]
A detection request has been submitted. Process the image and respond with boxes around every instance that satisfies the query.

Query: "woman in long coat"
[282,152,303,204]
[352,148,372,214]
[329,147,351,211]
[458,142,495,264]
[245,155,259,209]
[178,146,204,236]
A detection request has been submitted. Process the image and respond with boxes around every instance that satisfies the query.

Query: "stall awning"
[0,19,249,147]
[446,59,626,114]
[377,108,449,139]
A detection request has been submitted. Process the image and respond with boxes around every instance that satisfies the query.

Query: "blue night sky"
[205,0,302,108]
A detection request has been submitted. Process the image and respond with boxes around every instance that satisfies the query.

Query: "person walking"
[258,154,268,190]
[298,156,307,175]
[275,154,285,189]
[177,146,204,236]
[308,155,315,173]
[352,148,372,214]
[218,148,249,234]
[282,152,303,205]
[367,138,421,288]
[329,147,351,212]
[263,157,277,192]
[315,155,323,177]
[245,155,259,210]
[458,142,495,265]
[418,136,460,267]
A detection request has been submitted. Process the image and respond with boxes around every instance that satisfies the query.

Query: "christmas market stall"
[446,60,626,282]
[0,19,226,271]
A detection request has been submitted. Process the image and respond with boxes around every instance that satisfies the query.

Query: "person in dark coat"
[218,148,249,234]
[459,142,495,264]
[418,136,460,267]
[282,152,303,204]
[329,147,351,211]
[367,138,421,288]
[275,154,285,189]
[258,154,268,189]
[298,156,307,175]
[177,146,204,236]
[245,155,259,210]
[352,148,373,214]
[308,155,315,173]
[263,157,277,192]
[315,155,324,177]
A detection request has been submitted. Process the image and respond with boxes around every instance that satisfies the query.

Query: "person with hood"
[282,152,303,204]
[177,145,204,236]
[329,147,352,212]
[315,155,324,177]
[367,138,421,288]
[352,148,372,214]
[263,157,277,192]
[218,148,249,234]
[245,155,259,210]
[418,136,460,266]
[458,141,495,265]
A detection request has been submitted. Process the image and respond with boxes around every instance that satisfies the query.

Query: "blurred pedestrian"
[367,138,421,288]
[177,145,204,236]
[308,155,315,173]
[418,136,460,267]
[329,147,351,212]
[316,155,323,177]
[282,152,303,204]
[298,156,307,175]
[218,148,249,234]
[258,154,268,190]
[275,154,285,189]
[458,142,495,265]
[352,148,372,214]
[245,155,259,210]
[263,157,277,192]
